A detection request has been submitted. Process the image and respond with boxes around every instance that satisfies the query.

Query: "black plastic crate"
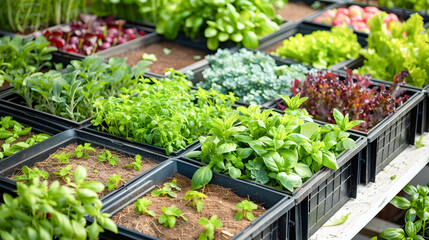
[265,72,424,184]
[256,22,367,71]
[83,125,200,157]
[95,159,295,240]
[180,131,366,239]
[0,129,169,199]
[303,2,429,40]
[345,57,428,134]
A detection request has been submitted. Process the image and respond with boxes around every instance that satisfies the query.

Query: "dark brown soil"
[112,174,266,240]
[125,42,206,75]
[278,2,318,21]
[10,142,157,198]
[0,132,35,151]
[0,81,11,90]
[264,41,285,55]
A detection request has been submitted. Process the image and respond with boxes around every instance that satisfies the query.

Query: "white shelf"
[310,133,429,240]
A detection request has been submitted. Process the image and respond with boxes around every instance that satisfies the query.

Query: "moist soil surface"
[112,174,266,240]
[10,142,157,198]
[278,2,318,21]
[125,42,206,75]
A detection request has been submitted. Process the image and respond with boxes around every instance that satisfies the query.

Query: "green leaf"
[390,196,411,210]
[294,163,313,179]
[262,153,279,172]
[405,221,417,237]
[277,172,302,192]
[73,166,87,184]
[191,166,213,189]
[322,152,338,170]
[228,166,241,178]
[242,31,258,49]
[379,228,405,240]
[333,109,345,126]
[185,151,201,159]
[405,208,417,222]
[234,211,244,221]
[323,213,351,227]
[300,122,319,138]
[217,143,237,153]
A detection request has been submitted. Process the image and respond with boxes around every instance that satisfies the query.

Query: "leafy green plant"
[193,48,311,105]
[158,205,188,228]
[13,166,49,182]
[53,164,74,181]
[75,143,96,160]
[152,179,181,198]
[198,215,223,240]
[134,198,156,217]
[273,26,361,69]
[155,0,286,50]
[0,35,58,86]
[92,69,236,155]
[105,174,125,192]
[97,150,119,166]
[416,136,425,149]
[188,95,359,192]
[378,0,429,14]
[234,200,258,221]
[371,183,429,239]
[53,152,71,163]
[185,190,207,213]
[358,14,429,87]
[5,55,151,122]
[0,165,117,240]
[124,154,143,171]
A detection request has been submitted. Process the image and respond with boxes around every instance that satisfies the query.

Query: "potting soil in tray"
[112,174,266,240]
[278,2,318,21]
[125,42,206,75]
[10,142,157,198]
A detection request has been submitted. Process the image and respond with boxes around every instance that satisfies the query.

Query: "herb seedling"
[185,190,207,213]
[142,53,157,61]
[134,198,156,217]
[193,55,202,60]
[105,174,125,191]
[198,215,222,240]
[158,205,188,228]
[416,136,424,149]
[234,200,258,221]
[13,166,49,182]
[52,152,71,163]
[124,154,143,171]
[97,150,119,166]
[74,143,96,159]
[53,164,74,181]
[163,48,172,55]
[152,179,181,198]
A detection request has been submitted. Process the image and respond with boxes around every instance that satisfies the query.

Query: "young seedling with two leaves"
[53,164,74,182]
[234,200,258,221]
[152,179,181,198]
[97,150,119,166]
[158,206,188,228]
[52,152,71,163]
[13,166,49,182]
[134,198,156,217]
[75,143,95,159]
[198,215,223,240]
[124,154,143,171]
[185,190,207,213]
[188,94,361,192]
[105,174,126,192]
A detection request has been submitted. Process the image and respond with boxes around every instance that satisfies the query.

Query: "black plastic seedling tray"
[0,129,169,199]
[256,22,367,71]
[265,72,424,185]
[303,2,429,41]
[94,159,295,240]
[181,131,367,239]
[345,57,428,134]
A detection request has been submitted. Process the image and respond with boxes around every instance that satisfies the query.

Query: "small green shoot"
[416,136,424,148]
[390,175,397,180]
[53,164,73,181]
[13,166,49,182]
[97,150,119,166]
[163,48,172,55]
[105,174,125,191]
[74,143,95,159]
[124,154,143,171]
[198,215,222,240]
[134,198,156,217]
[93,169,98,173]
[193,55,202,60]
[152,179,181,198]
[52,152,71,163]
[142,53,157,61]
[158,206,188,228]
[323,212,351,227]
[234,200,258,221]
[185,190,207,212]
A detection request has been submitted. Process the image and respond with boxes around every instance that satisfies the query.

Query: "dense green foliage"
[358,13,429,88]
[379,0,429,14]
[195,48,310,105]
[273,26,361,69]
[92,70,237,155]
[188,95,360,192]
